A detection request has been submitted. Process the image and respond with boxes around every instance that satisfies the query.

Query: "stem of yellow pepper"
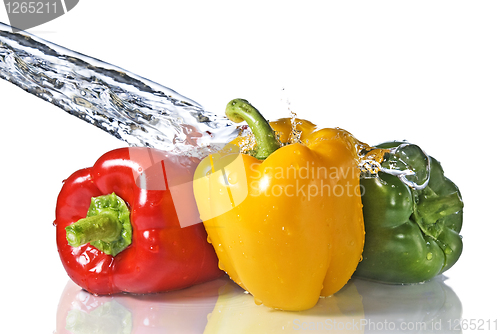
[225,99,281,160]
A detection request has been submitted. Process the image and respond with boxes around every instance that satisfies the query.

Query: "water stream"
[0,22,240,153]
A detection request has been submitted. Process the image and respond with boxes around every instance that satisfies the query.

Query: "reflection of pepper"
[56,278,228,334]
[55,147,223,295]
[353,276,462,329]
[355,142,464,283]
[204,279,364,333]
[193,99,365,311]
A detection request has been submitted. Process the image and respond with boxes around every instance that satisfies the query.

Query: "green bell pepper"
[355,142,464,284]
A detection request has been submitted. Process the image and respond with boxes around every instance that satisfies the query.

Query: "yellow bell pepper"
[193,99,367,311]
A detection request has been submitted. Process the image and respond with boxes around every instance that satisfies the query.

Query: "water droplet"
[207,235,212,244]
[426,252,433,260]
[228,172,238,184]
[445,247,453,254]
[254,297,263,306]
[218,261,225,270]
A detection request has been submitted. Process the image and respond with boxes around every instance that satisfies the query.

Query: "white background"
[1,1,499,332]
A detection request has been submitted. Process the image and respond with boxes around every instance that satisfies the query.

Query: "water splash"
[0,22,240,153]
[287,110,303,145]
[359,142,431,190]
[281,91,302,145]
[235,125,257,154]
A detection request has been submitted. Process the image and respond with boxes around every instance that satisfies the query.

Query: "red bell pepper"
[54,147,223,295]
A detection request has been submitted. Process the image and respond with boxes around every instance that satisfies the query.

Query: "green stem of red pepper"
[66,214,121,246]
[65,193,132,256]
[226,99,281,160]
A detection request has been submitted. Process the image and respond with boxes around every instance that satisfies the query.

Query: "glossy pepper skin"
[355,142,464,284]
[55,147,223,295]
[193,99,366,311]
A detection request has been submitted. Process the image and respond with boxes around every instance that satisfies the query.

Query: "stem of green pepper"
[66,213,122,247]
[226,99,281,160]
[65,193,132,256]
